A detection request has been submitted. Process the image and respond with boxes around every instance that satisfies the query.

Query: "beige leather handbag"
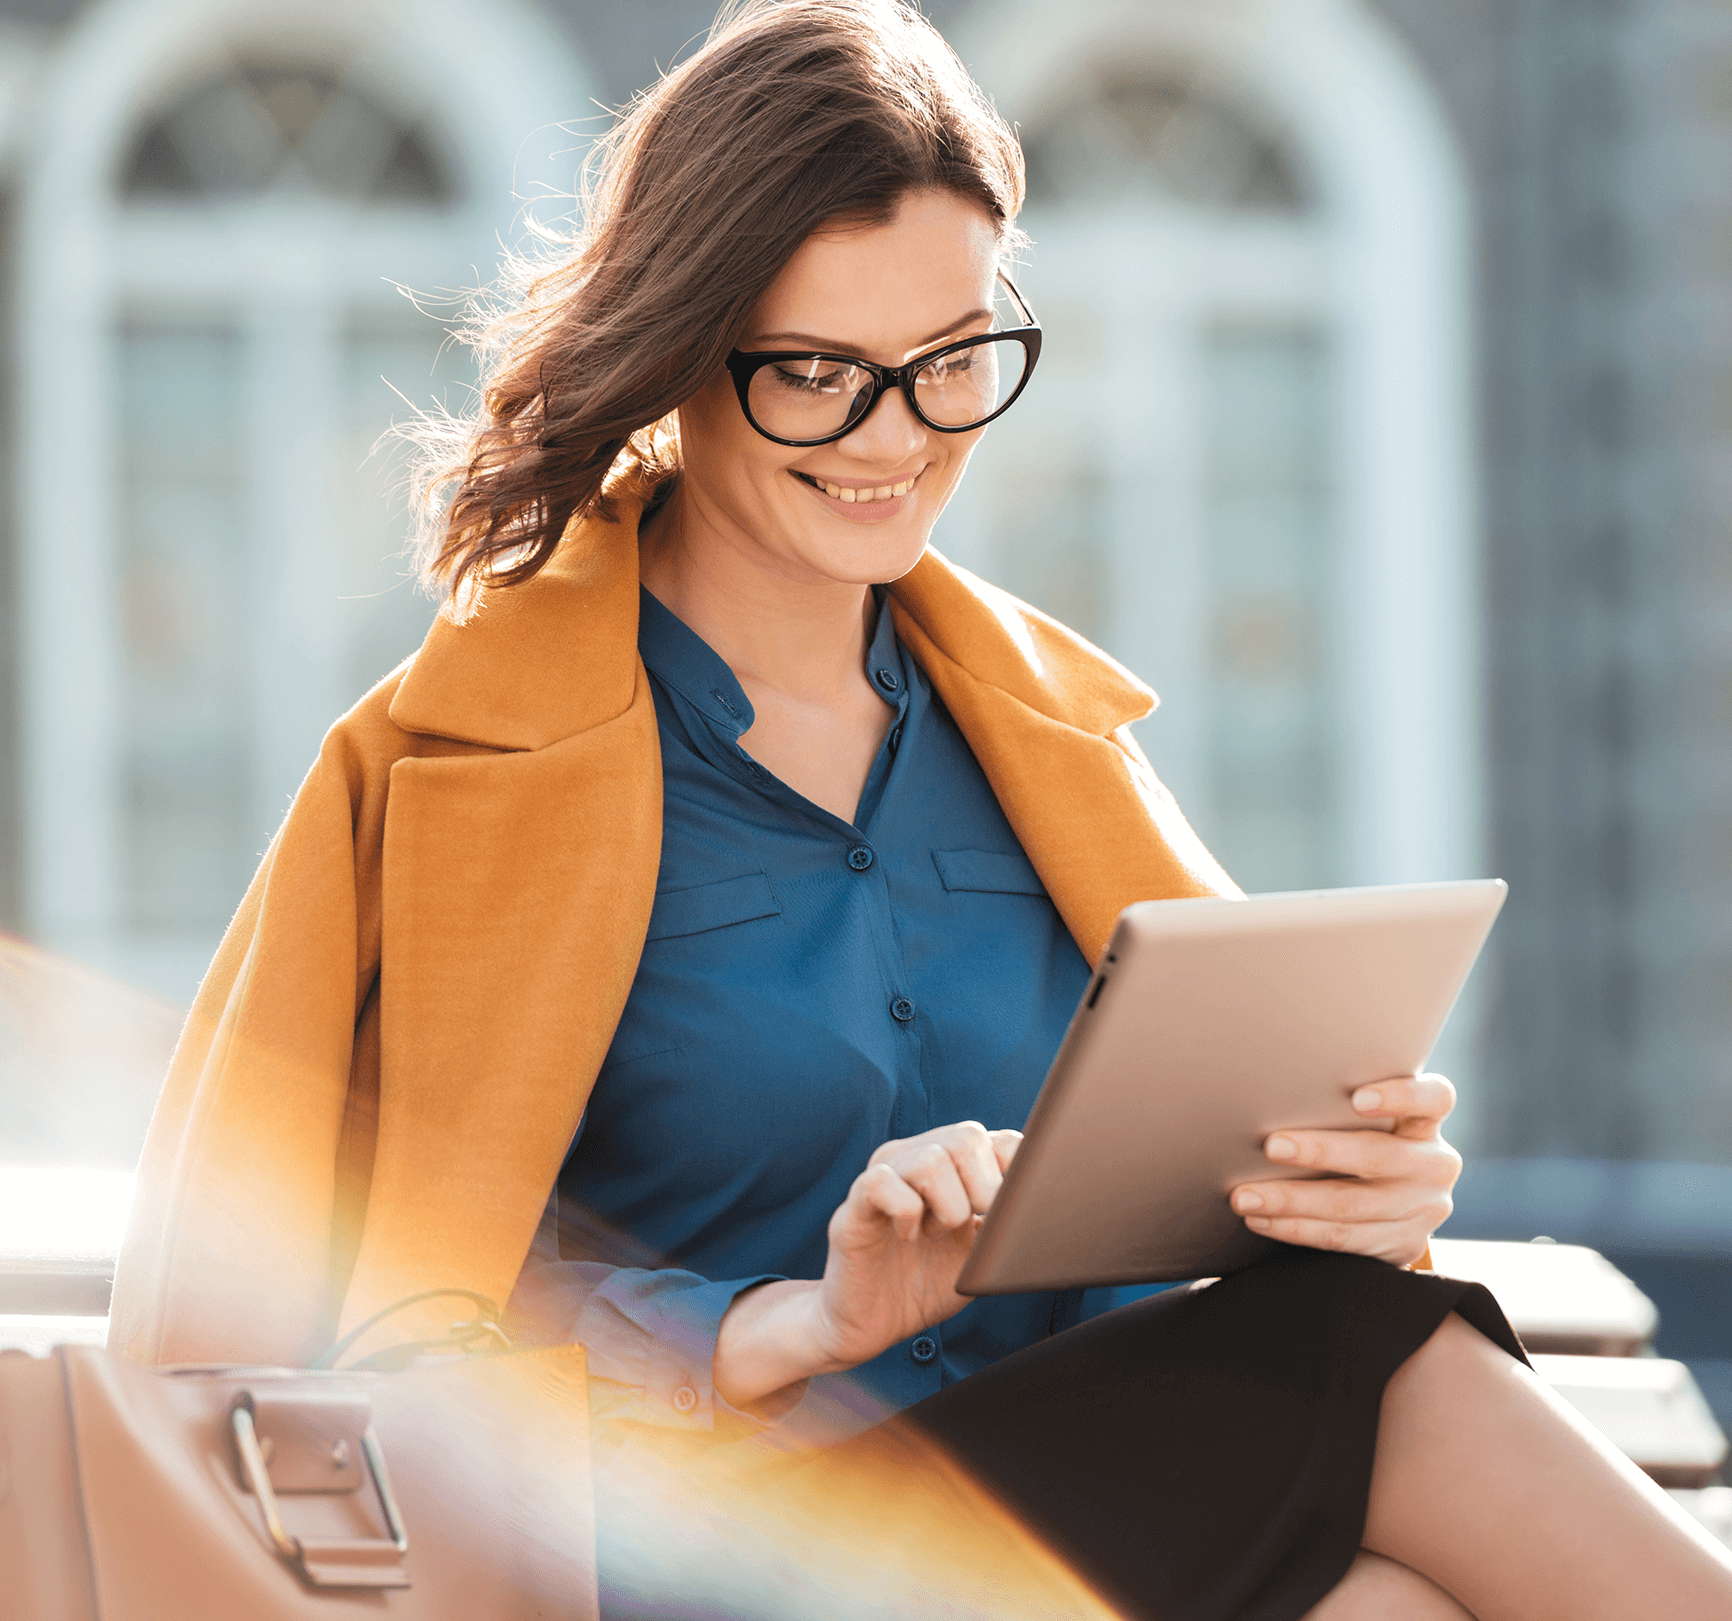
[0,1300,597,1620]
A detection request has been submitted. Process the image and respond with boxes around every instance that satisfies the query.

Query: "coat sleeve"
[108,688,403,1368]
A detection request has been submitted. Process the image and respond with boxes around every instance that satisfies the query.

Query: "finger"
[1350,1073,1456,1135]
[1240,1211,1435,1266]
[892,1143,978,1230]
[1234,1172,1454,1231]
[1262,1128,1462,1186]
[882,1123,1005,1216]
[937,1121,1007,1213]
[866,1136,909,1171]
[988,1129,1022,1173]
[852,1163,926,1242]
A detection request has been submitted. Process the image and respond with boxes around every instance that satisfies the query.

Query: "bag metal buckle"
[231,1392,411,1589]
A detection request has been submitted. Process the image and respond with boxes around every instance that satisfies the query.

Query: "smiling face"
[670,187,1003,588]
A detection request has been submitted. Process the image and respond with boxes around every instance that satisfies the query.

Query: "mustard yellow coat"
[109,478,1236,1369]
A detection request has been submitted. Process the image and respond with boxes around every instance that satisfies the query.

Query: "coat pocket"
[644,870,782,941]
[931,848,1049,897]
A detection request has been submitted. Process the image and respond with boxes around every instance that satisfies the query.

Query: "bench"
[2,1172,1727,1540]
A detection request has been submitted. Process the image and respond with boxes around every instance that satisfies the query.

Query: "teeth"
[812,473,917,503]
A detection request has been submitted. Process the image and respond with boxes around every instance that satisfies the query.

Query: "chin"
[803,525,934,588]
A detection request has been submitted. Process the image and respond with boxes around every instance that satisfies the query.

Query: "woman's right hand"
[713,1122,1020,1409]
[813,1121,1021,1367]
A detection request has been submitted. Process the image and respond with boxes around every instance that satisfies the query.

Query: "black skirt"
[597,1249,1527,1621]
[885,1248,1528,1620]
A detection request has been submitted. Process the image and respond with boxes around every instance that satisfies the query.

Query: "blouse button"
[891,997,915,1023]
[847,845,874,871]
[910,1335,938,1364]
[671,1384,699,1414]
[874,667,901,693]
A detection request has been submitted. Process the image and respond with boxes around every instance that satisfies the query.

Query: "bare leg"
[1360,1313,1732,1621]
[1303,1551,1475,1619]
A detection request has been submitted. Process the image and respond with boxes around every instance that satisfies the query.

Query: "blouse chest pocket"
[931,848,1049,898]
[645,868,782,941]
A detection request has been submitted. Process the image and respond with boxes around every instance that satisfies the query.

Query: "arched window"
[1022,68,1313,215]
[121,59,454,204]
[19,1,593,1002]
[944,0,1476,905]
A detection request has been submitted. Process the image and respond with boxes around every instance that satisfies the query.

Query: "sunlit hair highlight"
[406,0,1026,612]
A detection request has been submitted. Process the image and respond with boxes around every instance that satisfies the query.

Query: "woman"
[111,2,1732,1617]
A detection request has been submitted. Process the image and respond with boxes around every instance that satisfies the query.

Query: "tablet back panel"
[957,880,1506,1295]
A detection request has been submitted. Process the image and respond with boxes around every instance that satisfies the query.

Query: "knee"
[1381,1307,1535,1446]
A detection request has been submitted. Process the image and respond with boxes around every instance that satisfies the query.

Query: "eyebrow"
[750,306,995,356]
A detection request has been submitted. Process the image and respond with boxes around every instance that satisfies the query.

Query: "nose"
[839,379,925,464]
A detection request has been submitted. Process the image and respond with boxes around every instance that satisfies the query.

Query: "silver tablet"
[957,880,1507,1295]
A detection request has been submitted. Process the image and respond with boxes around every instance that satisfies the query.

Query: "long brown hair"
[409,0,1025,609]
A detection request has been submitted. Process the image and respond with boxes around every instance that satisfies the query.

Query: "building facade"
[1,0,1730,1353]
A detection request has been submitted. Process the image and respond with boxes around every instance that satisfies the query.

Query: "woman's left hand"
[1228,1073,1462,1267]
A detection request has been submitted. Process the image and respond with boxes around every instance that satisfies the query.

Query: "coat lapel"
[889,549,1238,965]
[338,487,664,1341]
[344,699,662,1338]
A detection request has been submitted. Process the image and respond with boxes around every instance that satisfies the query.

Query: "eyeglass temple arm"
[997,268,1038,328]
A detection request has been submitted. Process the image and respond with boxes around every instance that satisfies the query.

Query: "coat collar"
[389,468,1156,751]
[887,551,1155,740]
[387,482,652,751]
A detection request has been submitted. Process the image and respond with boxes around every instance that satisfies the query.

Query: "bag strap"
[311,1288,511,1372]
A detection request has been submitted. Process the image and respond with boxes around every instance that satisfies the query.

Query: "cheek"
[680,382,789,507]
[923,429,985,508]
[678,380,745,472]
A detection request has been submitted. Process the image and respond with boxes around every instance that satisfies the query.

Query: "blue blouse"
[516,586,1149,1437]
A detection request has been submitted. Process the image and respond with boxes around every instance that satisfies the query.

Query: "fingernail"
[1234,1189,1264,1213]
[1265,1135,1297,1161]
[1353,1087,1382,1113]
[1245,1216,1271,1232]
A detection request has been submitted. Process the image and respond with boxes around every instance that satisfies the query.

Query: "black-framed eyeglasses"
[724,271,1042,448]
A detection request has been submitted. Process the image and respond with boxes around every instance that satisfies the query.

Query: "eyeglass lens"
[746,333,1030,442]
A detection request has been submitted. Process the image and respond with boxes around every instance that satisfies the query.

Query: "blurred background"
[0,0,1728,1414]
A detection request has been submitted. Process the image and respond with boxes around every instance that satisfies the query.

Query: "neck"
[637,480,876,704]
